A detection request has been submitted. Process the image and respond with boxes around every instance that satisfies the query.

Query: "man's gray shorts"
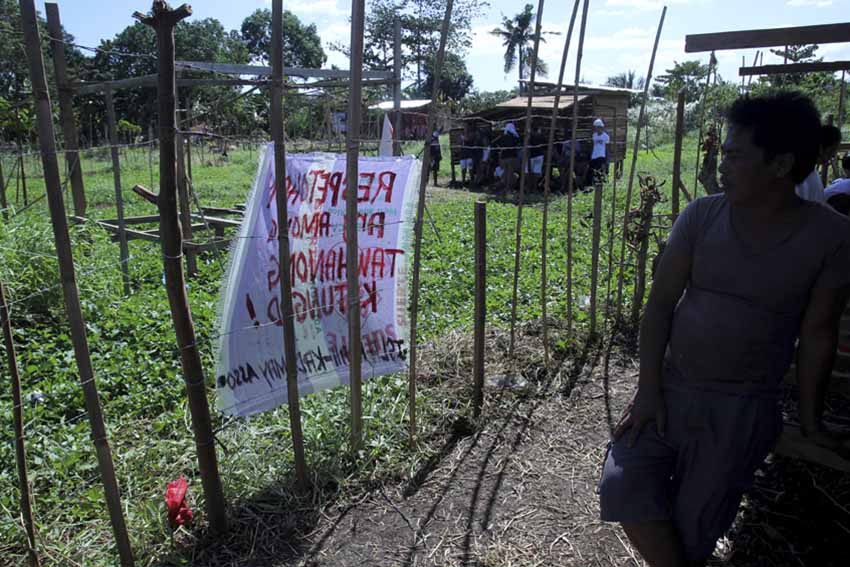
[597,379,782,561]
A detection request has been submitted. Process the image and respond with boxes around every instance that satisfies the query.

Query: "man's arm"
[797,284,850,437]
[615,219,692,444]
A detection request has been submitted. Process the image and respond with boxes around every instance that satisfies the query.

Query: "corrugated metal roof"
[495,94,591,109]
[369,99,432,111]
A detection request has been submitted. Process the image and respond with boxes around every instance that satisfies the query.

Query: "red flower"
[165,476,194,528]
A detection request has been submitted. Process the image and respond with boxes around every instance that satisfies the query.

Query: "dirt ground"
[185,325,850,567]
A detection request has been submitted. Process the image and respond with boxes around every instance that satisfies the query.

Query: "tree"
[421,52,473,101]
[654,60,710,103]
[240,9,325,68]
[605,70,645,91]
[490,4,555,89]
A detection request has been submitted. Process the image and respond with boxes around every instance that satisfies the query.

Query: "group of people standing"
[427,117,613,193]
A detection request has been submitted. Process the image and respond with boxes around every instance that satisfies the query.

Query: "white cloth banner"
[216,144,420,417]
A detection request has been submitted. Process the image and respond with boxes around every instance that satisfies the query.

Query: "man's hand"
[613,387,667,447]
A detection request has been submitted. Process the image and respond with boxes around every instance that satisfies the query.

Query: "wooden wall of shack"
[449,90,629,171]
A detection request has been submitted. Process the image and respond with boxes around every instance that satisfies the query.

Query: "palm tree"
[490,4,556,88]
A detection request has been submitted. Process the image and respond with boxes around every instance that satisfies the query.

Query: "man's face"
[820,143,838,164]
[719,124,784,205]
[594,125,603,134]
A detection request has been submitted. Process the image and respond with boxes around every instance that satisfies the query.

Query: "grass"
[0,132,701,566]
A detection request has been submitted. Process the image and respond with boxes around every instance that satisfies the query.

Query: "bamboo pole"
[508,0,546,357]
[473,200,486,418]
[185,105,194,182]
[134,1,227,534]
[104,84,132,295]
[839,70,847,130]
[393,17,402,157]
[18,1,135,563]
[614,6,666,324]
[1,281,40,567]
[346,0,367,451]
[565,0,591,337]
[270,0,308,492]
[541,0,581,366]
[672,89,686,222]
[406,0,454,444]
[175,133,197,276]
[0,159,7,221]
[45,3,86,217]
[589,170,603,337]
[19,150,27,207]
[602,109,619,333]
[692,52,716,199]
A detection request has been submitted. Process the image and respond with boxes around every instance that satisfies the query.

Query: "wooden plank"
[175,60,394,80]
[76,75,157,95]
[687,23,850,53]
[775,425,850,472]
[200,206,243,216]
[183,239,231,254]
[190,214,241,227]
[740,60,850,76]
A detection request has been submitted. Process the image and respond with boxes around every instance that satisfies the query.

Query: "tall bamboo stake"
[508,0,546,357]
[346,0,367,451]
[19,150,27,207]
[589,169,603,337]
[672,89,686,222]
[1,281,40,567]
[839,70,847,130]
[19,0,135,563]
[104,84,131,295]
[614,6,666,325]
[541,0,581,366]
[45,3,86,217]
[565,0,591,337]
[692,51,716,200]
[0,159,7,221]
[175,133,197,276]
[406,0,454,444]
[602,109,619,333]
[270,0,308,491]
[135,1,227,534]
[473,200,486,417]
[393,17,402,157]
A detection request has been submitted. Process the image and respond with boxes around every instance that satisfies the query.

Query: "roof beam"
[686,23,850,53]
[76,75,262,95]
[175,60,394,80]
[739,60,850,76]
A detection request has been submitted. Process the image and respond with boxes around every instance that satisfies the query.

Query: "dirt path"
[186,330,850,567]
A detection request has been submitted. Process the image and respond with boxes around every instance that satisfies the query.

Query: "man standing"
[598,92,850,567]
[588,118,610,186]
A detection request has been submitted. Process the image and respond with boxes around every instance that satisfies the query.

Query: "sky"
[36,0,850,95]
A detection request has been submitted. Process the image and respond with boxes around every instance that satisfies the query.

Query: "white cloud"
[289,0,348,17]
[787,0,833,6]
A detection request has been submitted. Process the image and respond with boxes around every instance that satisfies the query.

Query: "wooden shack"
[450,85,632,180]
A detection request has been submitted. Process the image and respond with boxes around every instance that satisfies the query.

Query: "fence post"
[45,3,87,217]
[104,84,132,295]
[473,200,486,417]
[672,89,686,222]
[406,0,454,444]
[0,159,7,221]
[134,1,228,533]
[393,17,402,157]
[541,0,581,365]
[346,0,367,451]
[270,0,308,491]
[821,114,834,187]
[175,133,197,276]
[508,0,546,356]
[19,1,135,564]
[19,150,27,206]
[1,281,40,567]
[589,175,603,337]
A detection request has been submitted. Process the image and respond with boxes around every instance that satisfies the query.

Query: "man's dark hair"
[842,153,850,172]
[822,124,842,148]
[727,91,821,184]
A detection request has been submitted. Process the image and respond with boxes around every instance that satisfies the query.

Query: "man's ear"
[771,152,795,179]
